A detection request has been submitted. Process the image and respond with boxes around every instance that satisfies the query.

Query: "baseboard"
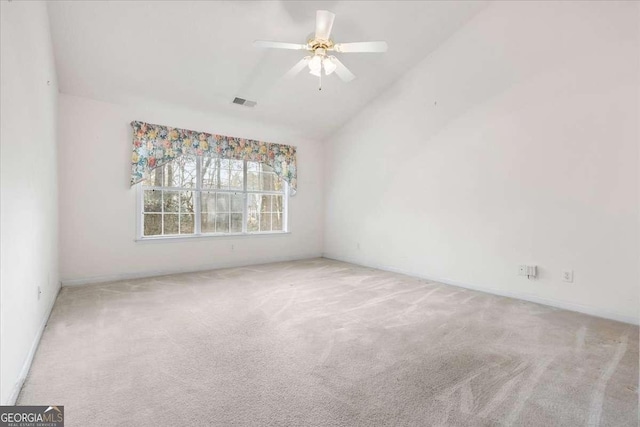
[62,253,323,287]
[322,253,639,326]
[4,282,62,405]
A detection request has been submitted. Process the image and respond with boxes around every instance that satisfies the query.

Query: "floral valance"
[130,121,297,195]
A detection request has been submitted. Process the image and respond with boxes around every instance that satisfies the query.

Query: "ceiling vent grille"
[232,97,257,108]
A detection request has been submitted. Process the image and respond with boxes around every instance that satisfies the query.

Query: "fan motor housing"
[308,37,334,53]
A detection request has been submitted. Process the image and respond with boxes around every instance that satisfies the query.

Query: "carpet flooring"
[18,258,638,426]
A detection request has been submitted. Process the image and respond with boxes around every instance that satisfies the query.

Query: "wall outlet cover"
[562,270,574,283]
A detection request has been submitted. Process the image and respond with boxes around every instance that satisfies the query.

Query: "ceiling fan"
[253,10,388,90]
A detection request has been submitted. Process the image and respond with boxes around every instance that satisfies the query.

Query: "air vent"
[232,97,257,108]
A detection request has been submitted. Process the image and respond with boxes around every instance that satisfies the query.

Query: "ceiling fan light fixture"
[308,55,322,73]
[323,57,337,75]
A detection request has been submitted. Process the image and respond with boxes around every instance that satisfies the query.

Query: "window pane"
[231,213,243,233]
[143,190,162,212]
[143,156,197,188]
[201,193,216,213]
[247,193,261,215]
[164,191,179,212]
[142,167,164,187]
[218,168,230,190]
[164,214,179,234]
[261,194,273,212]
[246,163,283,192]
[272,195,284,231]
[274,175,283,192]
[143,214,162,236]
[201,157,219,189]
[248,172,272,191]
[180,214,194,234]
[215,213,230,233]
[165,156,197,188]
[180,191,195,213]
[202,158,245,191]
[247,212,259,232]
[261,173,274,191]
[201,212,215,233]
[247,171,259,191]
[229,169,243,190]
[230,193,243,212]
[260,211,271,232]
[273,195,283,214]
[216,193,230,212]
[272,212,283,231]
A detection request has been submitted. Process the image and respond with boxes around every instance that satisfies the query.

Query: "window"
[139,156,287,239]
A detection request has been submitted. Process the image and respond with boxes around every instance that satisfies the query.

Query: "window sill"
[135,231,291,243]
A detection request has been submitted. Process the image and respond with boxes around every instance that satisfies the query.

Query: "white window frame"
[136,157,289,241]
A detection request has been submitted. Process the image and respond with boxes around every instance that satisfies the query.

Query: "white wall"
[0,1,60,404]
[323,1,639,324]
[58,94,323,284]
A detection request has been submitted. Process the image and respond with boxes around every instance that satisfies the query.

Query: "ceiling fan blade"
[330,57,355,82]
[315,10,335,40]
[253,40,308,50]
[334,41,388,53]
[284,57,310,79]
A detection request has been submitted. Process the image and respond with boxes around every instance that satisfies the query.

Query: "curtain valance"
[130,121,297,195]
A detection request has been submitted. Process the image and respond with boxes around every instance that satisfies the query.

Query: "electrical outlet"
[562,270,574,283]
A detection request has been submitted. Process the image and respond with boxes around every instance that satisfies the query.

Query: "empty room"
[1,1,638,426]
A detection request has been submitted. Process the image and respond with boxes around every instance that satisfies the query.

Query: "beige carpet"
[18,258,638,426]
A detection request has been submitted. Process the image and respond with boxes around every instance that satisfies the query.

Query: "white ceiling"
[48,1,487,140]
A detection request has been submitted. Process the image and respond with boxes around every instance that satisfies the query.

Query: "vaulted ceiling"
[48,1,487,140]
